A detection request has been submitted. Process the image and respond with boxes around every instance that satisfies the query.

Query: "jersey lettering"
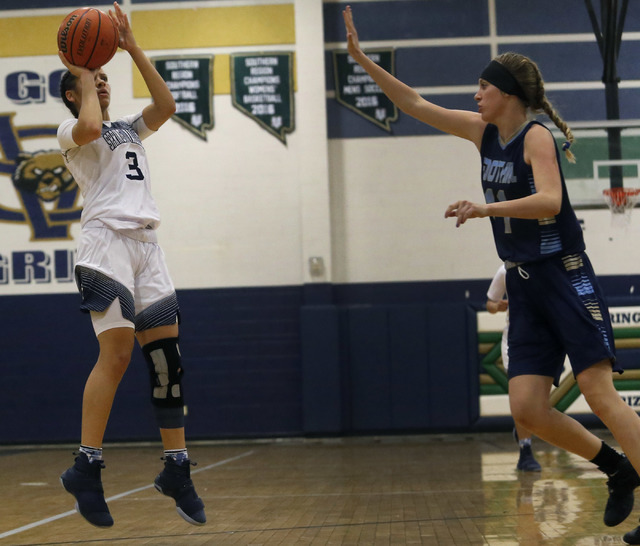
[482,158,515,184]
[102,121,143,151]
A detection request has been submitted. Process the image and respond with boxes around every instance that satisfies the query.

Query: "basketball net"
[602,187,640,228]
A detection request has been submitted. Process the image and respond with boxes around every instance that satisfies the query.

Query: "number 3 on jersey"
[125,151,144,181]
[485,187,512,234]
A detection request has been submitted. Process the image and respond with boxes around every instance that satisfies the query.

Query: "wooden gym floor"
[0,430,636,545]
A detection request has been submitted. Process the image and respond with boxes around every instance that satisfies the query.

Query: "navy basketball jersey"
[480,121,584,263]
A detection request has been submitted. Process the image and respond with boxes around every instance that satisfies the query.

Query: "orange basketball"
[57,7,119,69]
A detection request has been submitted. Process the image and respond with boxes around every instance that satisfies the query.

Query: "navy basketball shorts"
[505,252,619,380]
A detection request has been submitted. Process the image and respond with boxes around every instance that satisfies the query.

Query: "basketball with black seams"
[57,8,119,69]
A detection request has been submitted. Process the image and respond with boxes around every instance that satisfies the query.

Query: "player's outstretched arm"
[109,1,175,130]
[343,5,485,145]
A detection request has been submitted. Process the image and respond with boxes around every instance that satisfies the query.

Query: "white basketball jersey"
[57,112,161,231]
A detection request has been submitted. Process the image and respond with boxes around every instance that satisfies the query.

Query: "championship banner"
[333,49,398,132]
[230,52,295,144]
[152,56,214,141]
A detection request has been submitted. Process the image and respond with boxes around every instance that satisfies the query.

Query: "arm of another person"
[110,2,176,130]
[486,265,508,313]
[343,5,486,148]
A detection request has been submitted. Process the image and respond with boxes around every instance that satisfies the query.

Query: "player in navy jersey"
[56,2,205,528]
[344,6,640,539]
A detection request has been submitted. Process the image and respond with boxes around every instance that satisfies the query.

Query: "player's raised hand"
[343,5,364,61]
[58,51,98,76]
[109,1,137,52]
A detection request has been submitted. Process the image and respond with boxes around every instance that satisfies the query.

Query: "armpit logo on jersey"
[482,158,516,184]
[102,121,143,151]
[0,113,81,240]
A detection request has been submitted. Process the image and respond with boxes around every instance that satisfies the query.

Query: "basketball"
[57,8,119,69]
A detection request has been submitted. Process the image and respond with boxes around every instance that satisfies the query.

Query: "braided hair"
[495,52,576,164]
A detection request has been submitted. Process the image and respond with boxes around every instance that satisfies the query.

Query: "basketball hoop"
[603,187,640,228]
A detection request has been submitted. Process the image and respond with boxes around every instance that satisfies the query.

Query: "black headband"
[480,60,527,102]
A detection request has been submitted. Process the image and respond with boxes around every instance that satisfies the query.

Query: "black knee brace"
[142,337,185,428]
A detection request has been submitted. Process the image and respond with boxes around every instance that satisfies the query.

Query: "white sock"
[79,445,103,463]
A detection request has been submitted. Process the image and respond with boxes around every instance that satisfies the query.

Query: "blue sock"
[165,448,189,464]
[79,445,103,463]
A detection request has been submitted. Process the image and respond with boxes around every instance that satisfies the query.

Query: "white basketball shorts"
[75,224,177,335]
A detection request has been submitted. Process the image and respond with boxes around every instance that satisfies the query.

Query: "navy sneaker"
[624,524,640,544]
[603,456,640,527]
[60,452,113,527]
[516,444,542,472]
[154,457,206,525]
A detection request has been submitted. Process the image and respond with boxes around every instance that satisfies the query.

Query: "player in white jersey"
[58,110,160,233]
[486,264,541,471]
[57,2,205,528]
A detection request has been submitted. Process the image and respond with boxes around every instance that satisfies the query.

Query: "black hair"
[60,70,79,118]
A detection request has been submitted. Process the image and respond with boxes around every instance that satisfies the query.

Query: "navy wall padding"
[299,302,478,436]
[466,306,479,424]
[426,304,478,428]
[300,306,343,434]
[348,306,392,430]
[0,286,304,444]
[176,287,303,439]
[388,305,430,429]
[2,293,101,444]
[2,275,640,444]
